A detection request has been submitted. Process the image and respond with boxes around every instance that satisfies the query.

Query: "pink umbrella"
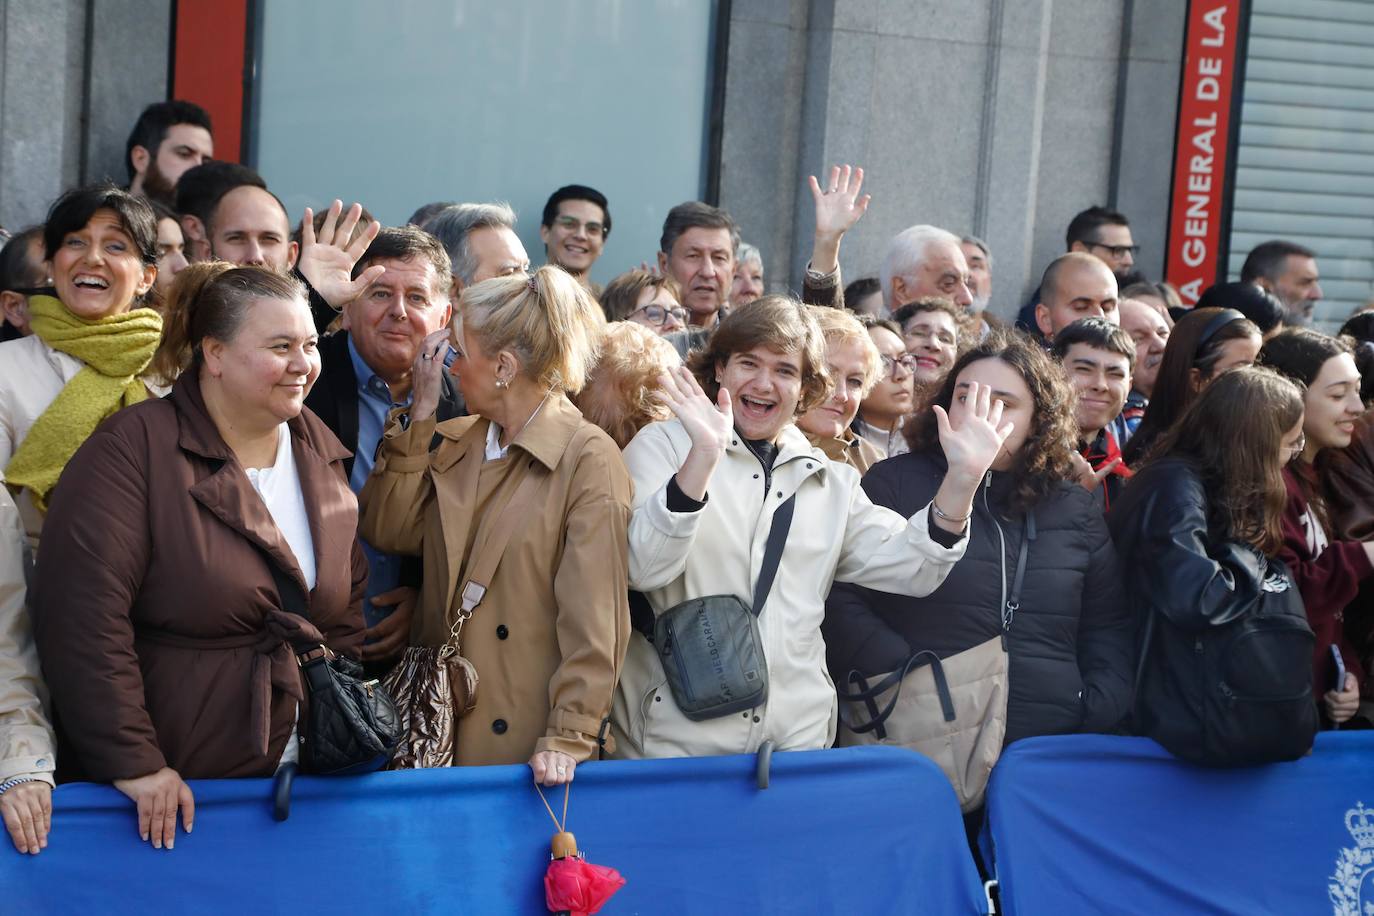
[536,783,625,916]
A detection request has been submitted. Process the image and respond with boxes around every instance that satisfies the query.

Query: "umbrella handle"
[273,762,297,822]
[756,740,774,790]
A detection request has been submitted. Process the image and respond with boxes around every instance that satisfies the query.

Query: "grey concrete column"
[83,0,173,187]
[717,0,813,295]
[0,0,88,231]
[1110,0,1187,285]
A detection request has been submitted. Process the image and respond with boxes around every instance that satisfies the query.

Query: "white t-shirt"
[245,424,316,590]
[245,423,315,768]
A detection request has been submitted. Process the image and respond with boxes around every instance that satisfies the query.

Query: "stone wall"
[718,0,1187,318]
[0,0,170,232]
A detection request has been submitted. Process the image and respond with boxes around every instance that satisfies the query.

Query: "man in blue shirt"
[301,216,464,663]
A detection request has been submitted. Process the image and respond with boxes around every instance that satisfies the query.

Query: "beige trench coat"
[359,394,632,765]
[0,478,55,785]
[806,428,883,476]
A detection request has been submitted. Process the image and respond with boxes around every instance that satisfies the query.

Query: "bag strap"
[266,562,308,618]
[454,458,551,622]
[751,493,796,616]
[1003,510,1036,631]
[839,650,956,737]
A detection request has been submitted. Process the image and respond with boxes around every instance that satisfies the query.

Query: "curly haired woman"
[824,330,1134,747]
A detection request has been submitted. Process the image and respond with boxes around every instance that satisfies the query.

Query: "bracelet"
[0,776,38,796]
[930,499,971,526]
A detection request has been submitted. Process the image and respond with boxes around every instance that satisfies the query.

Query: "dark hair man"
[174,161,267,262]
[1053,316,1136,509]
[1066,206,1137,282]
[1240,239,1322,327]
[205,184,298,273]
[302,222,465,661]
[657,201,739,328]
[0,227,47,340]
[125,100,214,207]
[540,185,610,289]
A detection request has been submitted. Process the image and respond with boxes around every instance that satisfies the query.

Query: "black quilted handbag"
[295,646,404,775]
[268,563,403,775]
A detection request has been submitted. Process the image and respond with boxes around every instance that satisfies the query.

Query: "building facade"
[0,0,1368,327]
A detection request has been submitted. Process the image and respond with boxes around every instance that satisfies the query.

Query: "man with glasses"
[0,228,48,341]
[540,184,611,292]
[302,223,465,664]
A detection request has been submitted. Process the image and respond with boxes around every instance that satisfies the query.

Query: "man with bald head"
[207,184,299,272]
[1112,298,1170,444]
[1034,252,1119,342]
[880,224,974,311]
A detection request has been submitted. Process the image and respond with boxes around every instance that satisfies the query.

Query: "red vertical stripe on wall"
[171,0,249,163]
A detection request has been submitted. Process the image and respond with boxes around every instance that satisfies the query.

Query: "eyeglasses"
[633,304,688,327]
[905,327,957,348]
[880,354,919,378]
[1284,433,1306,461]
[1088,242,1141,259]
[554,215,607,238]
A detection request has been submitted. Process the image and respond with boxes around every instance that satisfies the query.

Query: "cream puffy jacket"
[611,419,967,759]
[0,479,55,786]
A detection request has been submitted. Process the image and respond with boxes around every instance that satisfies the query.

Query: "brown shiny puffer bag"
[381,646,478,769]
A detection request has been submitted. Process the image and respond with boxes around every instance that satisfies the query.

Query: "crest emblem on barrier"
[1329,801,1374,915]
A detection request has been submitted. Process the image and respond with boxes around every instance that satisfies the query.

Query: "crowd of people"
[0,99,1369,863]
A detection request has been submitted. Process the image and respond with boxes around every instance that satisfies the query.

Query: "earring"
[495,378,507,389]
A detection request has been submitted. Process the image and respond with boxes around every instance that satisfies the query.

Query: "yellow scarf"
[6,296,163,511]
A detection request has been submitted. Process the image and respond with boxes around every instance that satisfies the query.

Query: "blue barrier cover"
[1,746,985,915]
[985,732,1374,916]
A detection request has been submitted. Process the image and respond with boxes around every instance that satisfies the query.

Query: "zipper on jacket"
[983,473,1011,651]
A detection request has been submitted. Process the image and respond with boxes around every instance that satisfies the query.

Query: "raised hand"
[809,165,871,241]
[808,165,871,277]
[653,366,732,501]
[298,200,384,310]
[409,328,451,424]
[655,367,732,455]
[934,381,1015,482]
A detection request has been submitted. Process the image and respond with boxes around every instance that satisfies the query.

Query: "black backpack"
[1134,543,1318,767]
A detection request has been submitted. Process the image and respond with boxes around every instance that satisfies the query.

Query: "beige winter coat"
[611,419,967,760]
[0,478,55,786]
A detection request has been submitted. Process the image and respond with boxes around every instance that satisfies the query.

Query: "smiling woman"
[0,184,162,533]
[31,261,364,851]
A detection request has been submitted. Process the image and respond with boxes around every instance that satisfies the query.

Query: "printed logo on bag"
[1328,801,1374,914]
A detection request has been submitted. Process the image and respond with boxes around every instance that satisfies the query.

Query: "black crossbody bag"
[266,562,404,775]
[648,494,796,721]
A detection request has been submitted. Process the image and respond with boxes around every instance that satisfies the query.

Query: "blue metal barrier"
[984,731,1374,915]
[2,745,987,915]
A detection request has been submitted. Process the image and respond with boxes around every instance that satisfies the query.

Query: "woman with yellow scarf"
[0,185,162,538]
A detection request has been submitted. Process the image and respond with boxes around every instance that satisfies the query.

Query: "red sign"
[1165,1,1243,304]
